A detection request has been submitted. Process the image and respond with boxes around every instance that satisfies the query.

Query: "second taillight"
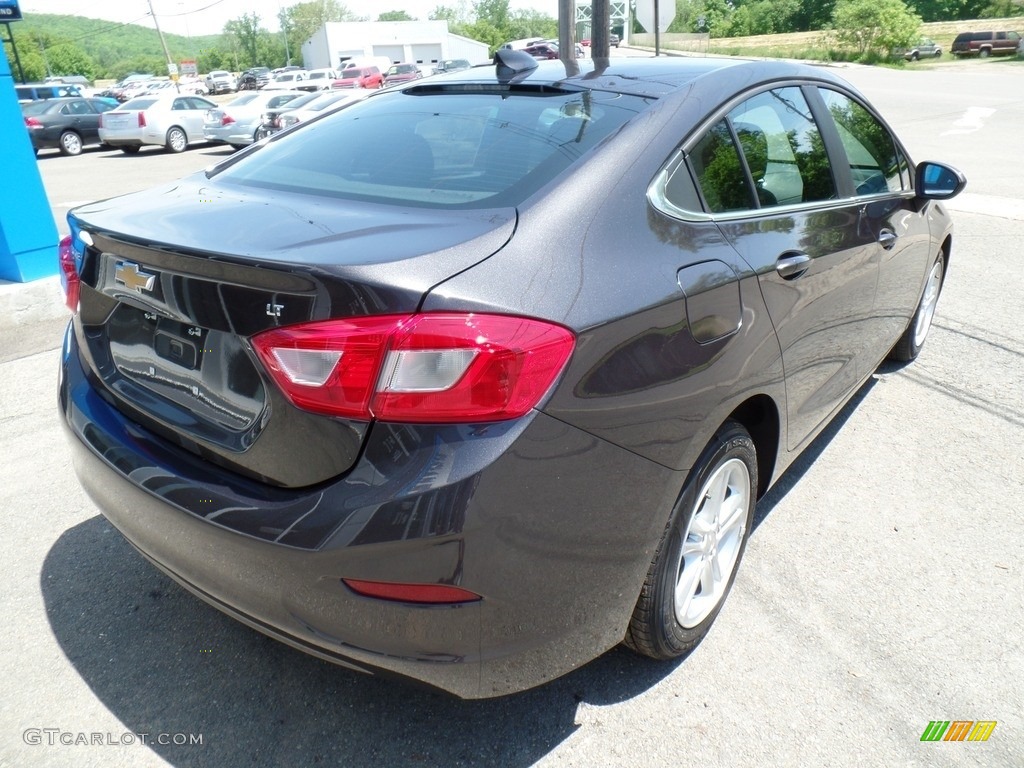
[58,235,80,312]
[251,314,575,423]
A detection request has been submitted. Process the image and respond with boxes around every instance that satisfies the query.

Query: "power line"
[28,14,155,46]
[159,0,230,18]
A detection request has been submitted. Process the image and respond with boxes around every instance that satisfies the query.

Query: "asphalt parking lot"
[1,60,1022,767]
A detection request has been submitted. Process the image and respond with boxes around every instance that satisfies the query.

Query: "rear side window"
[688,121,752,213]
[819,89,907,195]
[212,87,649,209]
[726,87,836,207]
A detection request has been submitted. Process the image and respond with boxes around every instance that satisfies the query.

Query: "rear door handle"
[776,252,812,280]
[878,229,898,250]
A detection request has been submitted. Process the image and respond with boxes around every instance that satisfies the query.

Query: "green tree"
[475,0,510,28]
[4,38,47,82]
[791,0,837,30]
[979,0,1024,16]
[832,0,921,57]
[379,10,416,21]
[224,13,263,69]
[430,3,472,25]
[505,10,558,40]
[283,0,357,48]
[44,43,97,79]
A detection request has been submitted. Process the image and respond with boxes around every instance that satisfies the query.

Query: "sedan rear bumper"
[60,325,682,697]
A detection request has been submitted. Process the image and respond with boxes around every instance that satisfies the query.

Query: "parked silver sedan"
[98,93,217,153]
[203,90,306,149]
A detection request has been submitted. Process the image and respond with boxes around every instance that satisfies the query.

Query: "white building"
[300,21,491,71]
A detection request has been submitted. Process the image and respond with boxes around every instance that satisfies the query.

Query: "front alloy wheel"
[889,252,945,362]
[625,421,757,660]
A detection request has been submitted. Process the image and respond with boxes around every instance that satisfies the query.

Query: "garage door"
[372,45,404,64]
[410,44,443,65]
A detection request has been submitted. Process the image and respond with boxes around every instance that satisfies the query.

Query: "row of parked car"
[22,88,371,157]
[22,61,477,157]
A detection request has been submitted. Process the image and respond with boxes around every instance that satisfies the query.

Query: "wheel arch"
[725,394,780,500]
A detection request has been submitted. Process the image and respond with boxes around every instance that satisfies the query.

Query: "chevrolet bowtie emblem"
[114,261,156,293]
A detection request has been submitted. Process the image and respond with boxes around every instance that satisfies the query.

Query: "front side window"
[819,89,905,195]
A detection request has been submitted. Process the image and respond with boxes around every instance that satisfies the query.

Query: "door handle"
[878,229,897,250]
[776,252,812,280]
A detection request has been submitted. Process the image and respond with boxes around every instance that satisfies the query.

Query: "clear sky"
[21,0,562,37]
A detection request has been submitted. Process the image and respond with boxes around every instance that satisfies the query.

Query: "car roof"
[432,55,845,100]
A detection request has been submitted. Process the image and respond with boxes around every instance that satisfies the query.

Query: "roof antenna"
[494,49,539,80]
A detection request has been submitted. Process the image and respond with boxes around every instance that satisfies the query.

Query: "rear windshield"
[228,93,260,106]
[22,100,57,115]
[121,97,158,110]
[210,85,650,209]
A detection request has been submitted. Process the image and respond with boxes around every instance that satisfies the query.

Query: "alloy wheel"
[674,457,751,629]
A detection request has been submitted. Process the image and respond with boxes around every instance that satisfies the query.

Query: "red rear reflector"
[24,117,42,129]
[221,114,235,126]
[342,579,481,604]
[58,235,80,312]
[137,112,146,128]
[251,313,575,423]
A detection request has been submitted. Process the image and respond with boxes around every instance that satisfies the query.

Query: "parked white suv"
[204,70,236,94]
[263,70,309,90]
[300,68,337,91]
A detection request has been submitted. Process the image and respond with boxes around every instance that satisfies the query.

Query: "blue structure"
[0,49,58,281]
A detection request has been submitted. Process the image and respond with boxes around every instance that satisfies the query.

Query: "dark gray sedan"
[58,52,964,698]
[22,96,117,155]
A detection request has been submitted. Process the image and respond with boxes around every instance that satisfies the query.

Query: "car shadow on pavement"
[752,374,879,528]
[41,518,687,767]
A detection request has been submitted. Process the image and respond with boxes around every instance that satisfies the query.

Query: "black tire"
[980,48,990,58]
[120,145,141,154]
[911,51,920,61]
[889,251,945,362]
[625,421,757,660]
[165,126,188,153]
[59,131,84,156]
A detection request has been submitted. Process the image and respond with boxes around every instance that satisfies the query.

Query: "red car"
[331,66,383,90]
[383,63,423,87]
[524,43,559,60]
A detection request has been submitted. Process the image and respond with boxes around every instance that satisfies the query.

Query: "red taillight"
[137,112,146,128]
[221,113,235,126]
[58,235,80,312]
[24,117,43,129]
[251,313,575,423]
[342,579,481,604]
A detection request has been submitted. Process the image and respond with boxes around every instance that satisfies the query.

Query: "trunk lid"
[70,176,515,487]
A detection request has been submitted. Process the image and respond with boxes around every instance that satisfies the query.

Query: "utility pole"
[2,22,26,83]
[592,0,610,59]
[146,0,181,92]
[558,0,576,64]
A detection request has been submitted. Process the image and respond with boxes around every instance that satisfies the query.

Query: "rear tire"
[889,251,945,362]
[980,48,990,58]
[59,131,84,156]
[625,421,757,660]
[165,126,187,153]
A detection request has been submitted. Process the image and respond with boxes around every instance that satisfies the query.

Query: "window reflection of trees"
[691,120,751,213]
[821,91,903,195]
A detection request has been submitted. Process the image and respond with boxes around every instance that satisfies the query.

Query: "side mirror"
[915,161,967,200]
